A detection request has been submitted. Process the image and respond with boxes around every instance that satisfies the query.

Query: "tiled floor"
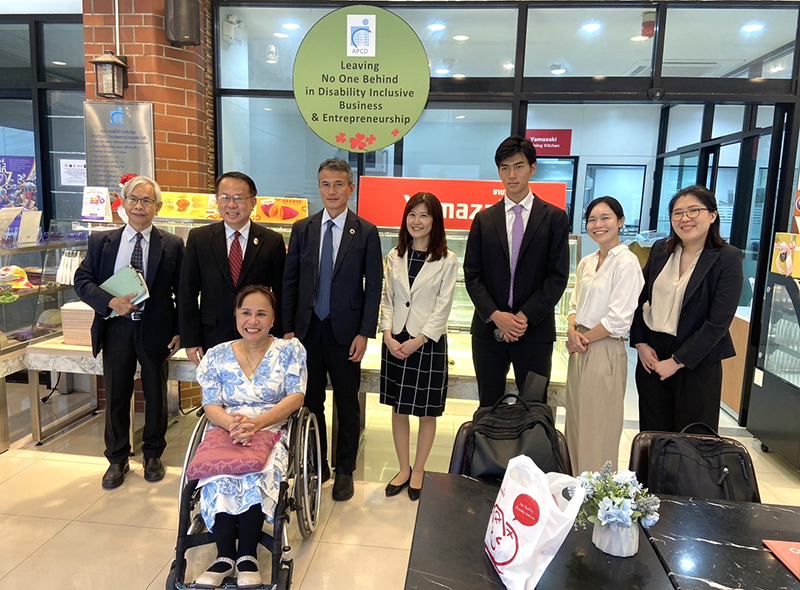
[1,351,798,589]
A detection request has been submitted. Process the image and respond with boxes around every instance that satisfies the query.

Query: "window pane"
[716,143,740,241]
[663,8,798,78]
[48,91,85,220]
[401,103,511,180]
[712,105,744,139]
[43,23,84,83]
[742,134,771,310]
[583,165,645,236]
[525,8,654,77]
[0,24,31,83]
[220,96,341,215]
[757,105,775,129]
[536,158,575,224]
[217,7,333,90]
[666,105,704,152]
[390,8,517,78]
[0,100,36,213]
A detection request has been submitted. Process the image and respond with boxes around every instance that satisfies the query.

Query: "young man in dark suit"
[464,135,570,407]
[179,172,286,365]
[74,176,184,489]
[282,158,383,501]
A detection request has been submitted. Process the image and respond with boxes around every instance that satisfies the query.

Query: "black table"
[405,473,673,590]
[646,497,800,590]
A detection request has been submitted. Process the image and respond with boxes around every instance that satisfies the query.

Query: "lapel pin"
[350,228,355,235]
[254,237,259,245]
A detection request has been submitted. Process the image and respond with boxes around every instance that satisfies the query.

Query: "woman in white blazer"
[380,192,457,501]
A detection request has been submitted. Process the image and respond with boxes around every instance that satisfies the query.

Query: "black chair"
[449,420,573,476]
[629,429,761,502]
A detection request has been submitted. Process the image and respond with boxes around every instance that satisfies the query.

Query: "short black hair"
[318,158,354,185]
[234,284,276,314]
[585,196,625,221]
[215,171,257,197]
[495,135,537,167]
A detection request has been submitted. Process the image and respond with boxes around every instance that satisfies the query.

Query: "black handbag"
[465,393,567,480]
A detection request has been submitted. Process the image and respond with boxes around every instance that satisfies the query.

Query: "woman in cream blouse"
[379,192,457,500]
[566,197,644,474]
[631,185,743,433]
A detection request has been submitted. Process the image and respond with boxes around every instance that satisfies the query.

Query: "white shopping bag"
[484,454,585,590]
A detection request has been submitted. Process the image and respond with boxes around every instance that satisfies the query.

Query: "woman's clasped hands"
[566,327,590,354]
[228,413,257,446]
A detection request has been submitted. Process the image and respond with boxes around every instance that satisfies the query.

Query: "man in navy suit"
[282,158,383,501]
[75,176,184,489]
[179,172,286,365]
[464,136,570,406]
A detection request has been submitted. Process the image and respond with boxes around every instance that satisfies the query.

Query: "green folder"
[99,264,150,319]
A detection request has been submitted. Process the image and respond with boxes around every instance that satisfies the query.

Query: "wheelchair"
[165,407,322,590]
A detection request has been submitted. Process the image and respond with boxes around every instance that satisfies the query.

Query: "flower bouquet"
[575,461,660,557]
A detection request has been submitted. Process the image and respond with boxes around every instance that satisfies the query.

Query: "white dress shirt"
[224,221,250,257]
[568,244,644,338]
[643,245,701,336]
[114,224,153,277]
[319,209,347,263]
[503,192,534,256]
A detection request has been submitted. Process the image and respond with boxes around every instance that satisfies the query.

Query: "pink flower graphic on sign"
[391,128,400,137]
[335,132,346,144]
[367,134,376,145]
[350,133,367,151]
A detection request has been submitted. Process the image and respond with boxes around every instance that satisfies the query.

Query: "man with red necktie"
[179,172,286,366]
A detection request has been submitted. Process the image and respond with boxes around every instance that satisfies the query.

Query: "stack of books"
[60,301,94,347]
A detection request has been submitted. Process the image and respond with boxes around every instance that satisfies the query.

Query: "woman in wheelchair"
[194,285,307,588]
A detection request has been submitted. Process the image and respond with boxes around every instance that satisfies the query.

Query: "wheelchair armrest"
[195,407,205,418]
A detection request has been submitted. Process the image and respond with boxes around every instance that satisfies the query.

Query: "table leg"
[0,378,9,454]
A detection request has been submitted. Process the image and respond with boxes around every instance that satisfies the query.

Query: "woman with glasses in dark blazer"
[631,185,743,433]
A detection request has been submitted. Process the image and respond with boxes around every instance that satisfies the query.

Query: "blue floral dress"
[196,338,307,531]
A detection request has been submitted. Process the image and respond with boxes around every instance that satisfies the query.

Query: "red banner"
[525,129,572,156]
[358,176,567,231]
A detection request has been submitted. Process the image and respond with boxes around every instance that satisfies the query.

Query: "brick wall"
[82,0,215,193]
[97,377,203,412]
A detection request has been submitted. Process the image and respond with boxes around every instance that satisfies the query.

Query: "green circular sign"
[293,5,429,153]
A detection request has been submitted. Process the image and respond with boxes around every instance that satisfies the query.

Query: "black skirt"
[380,329,448,417]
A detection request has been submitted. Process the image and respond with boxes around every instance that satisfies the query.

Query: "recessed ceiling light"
[770,65,785,73]
[273,32,289,39]
[52,60,67,66]
[427,24,446,32]
[581,22,601,33]
[434,68,450,75]
[282,23,300,31]
[503,63,515,70]
[452,35,469,41]
[550,64,566,75]
[453,74,466,79]
[741,23,764,33]
[455,115,466,120]
[263,107,272,111]
[630,35,649,42]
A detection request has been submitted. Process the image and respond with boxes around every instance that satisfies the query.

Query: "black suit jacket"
[630,239,744,369]
[282,209,383,345]
[464,196,570,342]
[74,225,184,358]
[179,221,286,351]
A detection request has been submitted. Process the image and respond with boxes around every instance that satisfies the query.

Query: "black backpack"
[465,393,567,479]
[647,423,759,502]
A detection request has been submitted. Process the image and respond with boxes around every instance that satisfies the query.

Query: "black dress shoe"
[102,461,129,489]
[385,469,411,497]
[408,484,421,502]
[144,457,166,482]
[332,472,354,501]
[321,462,331,484]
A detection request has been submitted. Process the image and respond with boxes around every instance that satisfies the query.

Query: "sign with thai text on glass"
[293,5,429,153]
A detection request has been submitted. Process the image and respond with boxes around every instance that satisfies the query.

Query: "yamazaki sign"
[358,177,567,231]
[525,129,572,156]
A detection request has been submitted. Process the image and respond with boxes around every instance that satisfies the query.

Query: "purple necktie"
[509,204,524,307]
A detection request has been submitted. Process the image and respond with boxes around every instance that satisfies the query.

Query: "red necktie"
[229,231,243,285]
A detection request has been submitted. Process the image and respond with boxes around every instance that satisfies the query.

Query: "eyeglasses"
[124,196,157,207]
[671,207,709,221]
[217,194,252,204]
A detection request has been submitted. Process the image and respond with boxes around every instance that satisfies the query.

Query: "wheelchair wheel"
[294,410,322,539]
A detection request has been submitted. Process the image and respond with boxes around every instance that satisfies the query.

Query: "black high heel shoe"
[385,469,412,497]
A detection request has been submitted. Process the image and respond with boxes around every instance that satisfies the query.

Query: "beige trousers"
[565,334,628,475]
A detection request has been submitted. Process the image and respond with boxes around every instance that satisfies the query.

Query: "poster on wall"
[771,232,800,278]
[293,5,429,152]
[358,177,567,231]
[0,156,37,211]
[59,159,87,187]
[84,101,155,202]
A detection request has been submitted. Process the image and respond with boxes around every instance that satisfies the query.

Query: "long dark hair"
[396,192,448,262]
[665,185,726,254]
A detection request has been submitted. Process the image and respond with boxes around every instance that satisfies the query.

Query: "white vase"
[591,523,639,557]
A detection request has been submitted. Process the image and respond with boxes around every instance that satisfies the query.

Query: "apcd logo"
[109,106,126,127]
[347,15,376,57]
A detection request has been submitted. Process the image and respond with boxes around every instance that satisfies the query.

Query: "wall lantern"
[90,51,129,99]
